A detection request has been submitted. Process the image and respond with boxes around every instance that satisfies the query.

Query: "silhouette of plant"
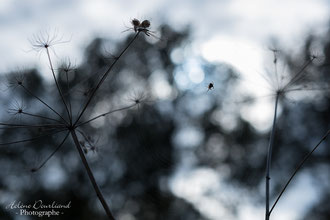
[0,19,156,220]
[257,50,330,220]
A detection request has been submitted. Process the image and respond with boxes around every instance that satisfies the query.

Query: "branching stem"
[20,84,68,125]
[32,131,70,172]
[74,32,140,125]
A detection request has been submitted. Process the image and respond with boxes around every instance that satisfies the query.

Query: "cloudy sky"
[1,0,329,125]
[1,0,329,73]
[1,1,329,219]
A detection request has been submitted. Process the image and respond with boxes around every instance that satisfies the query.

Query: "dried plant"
[0,19,156,220]
[260,50,330,220]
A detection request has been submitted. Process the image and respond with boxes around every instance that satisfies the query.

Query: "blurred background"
[0,1,329,219]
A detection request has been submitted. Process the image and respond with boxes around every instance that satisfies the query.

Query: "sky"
[1,1,329,219]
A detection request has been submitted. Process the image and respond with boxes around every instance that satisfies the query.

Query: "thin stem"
[46,48,72,123]
[20,84,68,125]
[284,86,330,93]
[269,129,330,215]
[66,72,73,124]
[228,93,276,105]
[76,104,137,128]
[0,122,64,128]
[283,58,314,90]
[273,51,279,91]
[0,128,67,146]
[265,93,279,220]
[32,131,70,172]
[74,32,140,126]
[21,112,65,124]
[70,129,115,220]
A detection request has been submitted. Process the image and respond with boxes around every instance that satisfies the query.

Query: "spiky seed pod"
[131,18,140,26]
[131,18,140,32]
[141,20,150,28]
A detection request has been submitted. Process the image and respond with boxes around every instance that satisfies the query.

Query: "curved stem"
[269,129,330,215]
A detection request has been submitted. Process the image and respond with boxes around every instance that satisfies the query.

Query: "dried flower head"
[131,18,141,32]
[124,18,161,40]
[141,20,150,28]
[6,72,26,90]
[7,100,27,117]
[29,29,71,55]
[126,91,153,114]
[59,58,76,74]
[249,48,324,102]
[128,90,149,105]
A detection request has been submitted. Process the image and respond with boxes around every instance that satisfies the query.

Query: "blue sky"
[1,1,329,219]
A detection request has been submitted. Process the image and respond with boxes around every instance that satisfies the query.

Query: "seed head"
[28,29,70,55]
[141,20,150,28]
[131,18,141,32]
[6,71,26,90]
[60,58,76,74]
[131,18,140,27]
[8,100,27,116]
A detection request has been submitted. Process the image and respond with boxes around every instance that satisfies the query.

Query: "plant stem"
[269,129,330,215]
[65,72,73,124]
[265,93,279,220]
[21,112,64,124]
[20,84,68,125]
[0,128,66,146]
[76,103,137,128]
[74,32,140,126]
[70,129,115,220]
[33,131,70,172]
[46,48,72,122]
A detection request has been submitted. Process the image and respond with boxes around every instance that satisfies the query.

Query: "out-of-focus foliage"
[0,25,208,220]
[0,23,329,220]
